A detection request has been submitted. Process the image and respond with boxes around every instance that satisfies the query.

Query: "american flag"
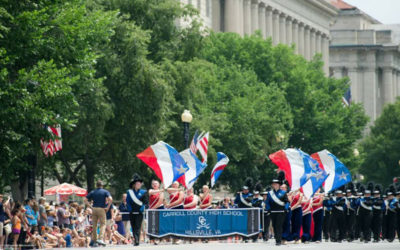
[197,132,209,163]
[189,130,199,154]
[40,125,62,157]
[342,87,351,107]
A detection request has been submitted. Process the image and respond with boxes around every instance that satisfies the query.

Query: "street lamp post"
[181,110,193,149]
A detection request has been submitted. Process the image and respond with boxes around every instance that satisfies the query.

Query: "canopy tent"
[44,183,87,197]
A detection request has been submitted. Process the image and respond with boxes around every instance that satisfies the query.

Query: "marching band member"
[265,177,289,246]
[356,183,373,243]
[251,183,264,242]
[261,190,271,241]
[234,186,253,208]
[149,180,164,209]
[345,185,357,242]
[166,181,184,209]
[371,184,384,242]
[383,185,398,242]
[301,196,312,243]
[396,188,400,242]
[183,188,198,210]
[280,180,292,244]
[322,192,333,242]
[330,189,346,242]
[126,174,148,246]
[312,188,324,243]
[199,185,213,209]
[290,189,303,243]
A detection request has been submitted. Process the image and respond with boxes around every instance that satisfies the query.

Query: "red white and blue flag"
[311,150,351,194]
[137,141,189,188]
[210,152,229,187]
[196,132,209,163]
[189,130,200,154]
[40,125,62,157]
[269,148,328,198]
[177,149,207,189]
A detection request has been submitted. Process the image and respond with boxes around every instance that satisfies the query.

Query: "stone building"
[329,0,400,121]
[179,0,338,74]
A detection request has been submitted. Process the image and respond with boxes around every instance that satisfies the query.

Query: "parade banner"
[146,208,261,238]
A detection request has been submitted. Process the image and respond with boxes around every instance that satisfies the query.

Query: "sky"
[344,0,400,24]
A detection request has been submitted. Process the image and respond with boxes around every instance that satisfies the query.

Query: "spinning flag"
[189,130,200,154]
[301,153,329,199]
[40,125,62,157]
[177,149,207,189]
[269,148,311,190]
[311,149,352,194]
[210,152,229,187]
[137,141,189,188]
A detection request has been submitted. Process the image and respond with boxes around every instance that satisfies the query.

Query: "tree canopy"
[0,0,368,198]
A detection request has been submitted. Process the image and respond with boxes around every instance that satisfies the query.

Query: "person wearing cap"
[371,185,384,242]
[322,192,333,242]
[356,184,373,243]
[261,189,270,241]
[265,178,289,246]
[85,180,112,246]
[251,189,263,242]
[354,189,363,241]
[126,174,148,246]
[383,185,398,242]
[396,189,400,242]
[345,188,357,242]
[234,186,253,209]
[330,189,346,242]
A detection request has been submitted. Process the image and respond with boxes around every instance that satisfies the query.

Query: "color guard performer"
[149,180,164,209]
[166,181,184,209]
[265,178,289,246]
[312,188,324,243]
[183,188,198,210]
[199,185,212,209]
[301,196,312,243]
[290,189,303,243]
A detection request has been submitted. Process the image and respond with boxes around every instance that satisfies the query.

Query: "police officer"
[384,185,398,242]
[330,188,346,242]
[371,184,384,242]
[126,174,148,246]
[265,178,289,246]
[357,184,373,243]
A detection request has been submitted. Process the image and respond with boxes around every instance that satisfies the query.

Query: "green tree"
[361,99,400,185]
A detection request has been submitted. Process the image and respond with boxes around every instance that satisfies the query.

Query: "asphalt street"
[64,240,400,250]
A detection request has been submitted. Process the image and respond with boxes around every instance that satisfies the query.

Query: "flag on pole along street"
[136,141,189,188]
[177,149,207,189]
[189,130,200,154]
[269,148,313,191]
[196,131,209,163]
[40,125,62,157]
[342,87,351,107]
[311,149,352,194]
[210,152,229,187]
[300,154,329,199]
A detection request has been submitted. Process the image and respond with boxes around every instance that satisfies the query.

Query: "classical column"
[238,0,244,35]
[393,70,398,99]
[383,67,394,103]
[279,13,286,44]
[316,31,322,54]
[225,0,242,34]
[258,3,266,38]
[251,0,259,34]
[272,10,280,45]
[265,6,273,39]
[304,25,310,60]
[322,34,329,75]
[286,16,292,45]
[298,23,304,55]
[211,0,221,32]
[363,68,378,120]
[397,71,400,99]
[348,68,358,102]
[243,0,251,35]
[292,20,298,53]
[310,28,316,59]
